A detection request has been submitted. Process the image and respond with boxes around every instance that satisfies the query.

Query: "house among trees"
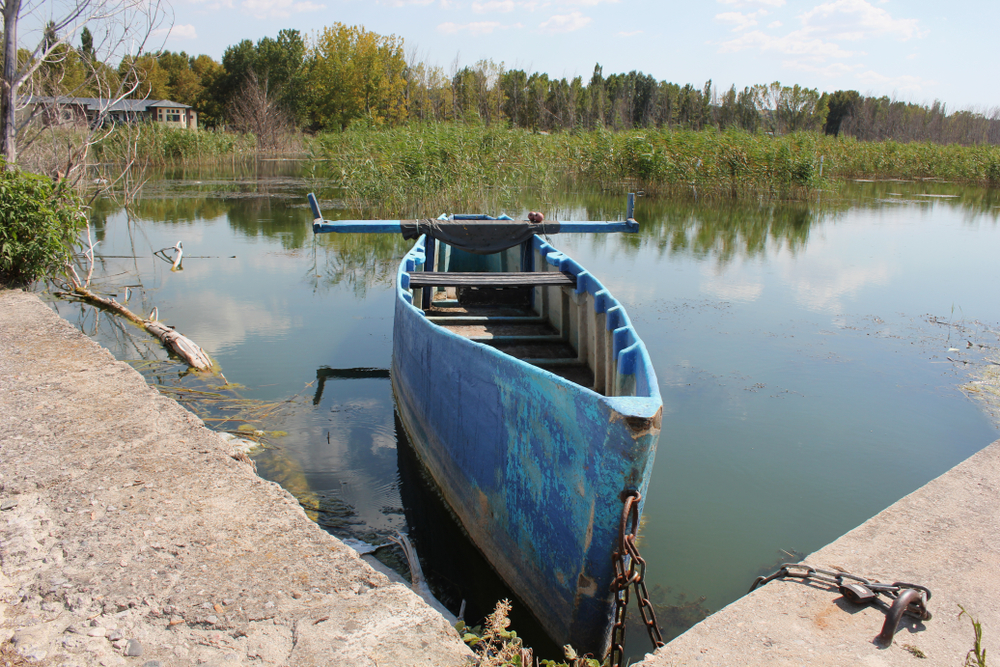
[25,97,199,130]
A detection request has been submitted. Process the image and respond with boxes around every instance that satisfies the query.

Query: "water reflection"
[306,233,412,297]
[313,367,391,405]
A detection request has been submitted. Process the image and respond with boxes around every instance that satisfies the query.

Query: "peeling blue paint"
[391,233,661,656]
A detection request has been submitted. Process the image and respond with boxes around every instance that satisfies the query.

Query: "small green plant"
[0,164,86,286]
[959,605,988,667]
[458,599,604,667]
[458,599,530,666]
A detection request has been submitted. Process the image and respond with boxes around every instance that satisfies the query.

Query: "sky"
[86,0,1000,110]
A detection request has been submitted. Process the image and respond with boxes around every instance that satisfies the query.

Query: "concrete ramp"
[636,436,1000,666]
[0,289,473,666]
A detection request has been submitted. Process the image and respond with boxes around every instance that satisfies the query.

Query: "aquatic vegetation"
[91,124,258,165]
[309,122,558,214]
[310,123,1000,213]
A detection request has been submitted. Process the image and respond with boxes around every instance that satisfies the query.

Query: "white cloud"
[798,0,923,41]
[155,24,198,39]
[539,11,591,33]
[716,10,766,32]
[179,292,294,355]
[856,70,934,92]
[719,28,855,59]
[437,20,523,34]
[382,0,436,5]
[790,262,891,314]
[717,0,785,7]
[242,0,324,17]
[782,60,864,77]
[468,0,613,12]
[472,0,515,11]
[616,30,643,37]
[716,0,923,74]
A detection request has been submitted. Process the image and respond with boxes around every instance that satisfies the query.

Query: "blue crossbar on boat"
[307,193,640,235]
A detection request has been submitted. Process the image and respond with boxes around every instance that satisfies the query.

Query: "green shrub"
[0,164,86,286]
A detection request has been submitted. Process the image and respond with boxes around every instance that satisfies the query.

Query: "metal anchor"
[876,587,932,647]
[839,581,931,646]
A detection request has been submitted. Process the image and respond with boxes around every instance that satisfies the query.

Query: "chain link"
[750,563,931,612]
[750,563,932,646]
[609,491,664,667]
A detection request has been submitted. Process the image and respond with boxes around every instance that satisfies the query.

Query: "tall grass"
[309,123,1000,213]
[309,122,560,214]
[824,135,1000,183]
[567,127,827,199]
[91,124,257,165]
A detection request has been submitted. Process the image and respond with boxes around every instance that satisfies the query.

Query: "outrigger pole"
[307,193,640,235]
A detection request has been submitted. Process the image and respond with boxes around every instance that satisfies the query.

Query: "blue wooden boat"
[308,195,662,656]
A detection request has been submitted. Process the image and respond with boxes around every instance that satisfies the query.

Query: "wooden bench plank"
[407,271,576,288]
[426,315,546,325]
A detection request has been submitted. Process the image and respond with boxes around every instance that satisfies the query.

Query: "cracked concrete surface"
[0,289,474,667]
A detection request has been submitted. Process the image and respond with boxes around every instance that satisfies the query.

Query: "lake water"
[46,164,1000,661]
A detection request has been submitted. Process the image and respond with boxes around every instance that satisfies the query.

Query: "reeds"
[309,123,1000,213]
[309,122,560,215]
[91,124,258,165]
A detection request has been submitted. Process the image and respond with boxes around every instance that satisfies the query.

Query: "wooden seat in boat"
[406,271,576,288]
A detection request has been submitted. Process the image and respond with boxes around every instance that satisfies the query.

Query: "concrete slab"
[636,437,1000,666]
[0,289,474,666]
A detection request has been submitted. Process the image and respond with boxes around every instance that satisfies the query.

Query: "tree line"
[31,23,1000,148]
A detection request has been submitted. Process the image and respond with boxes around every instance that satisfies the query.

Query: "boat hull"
[392,235,661,655]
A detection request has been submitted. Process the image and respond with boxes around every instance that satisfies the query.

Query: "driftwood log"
[66,286,213,370]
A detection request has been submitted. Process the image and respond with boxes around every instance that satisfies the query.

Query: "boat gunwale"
[395,233,662,415]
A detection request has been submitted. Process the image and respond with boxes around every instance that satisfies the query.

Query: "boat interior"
[407,236,626,397]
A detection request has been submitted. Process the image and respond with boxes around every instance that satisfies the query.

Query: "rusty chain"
[750,563,932,646]
[609,491,664,667]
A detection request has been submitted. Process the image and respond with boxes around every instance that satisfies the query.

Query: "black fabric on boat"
[400,219,561,254]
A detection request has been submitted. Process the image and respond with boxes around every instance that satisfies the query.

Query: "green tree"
[451,66,482,122]
[120,54,170,99]
[213,29,307,126]
[154,51,199,103]
[306,23,407,131]
[191,54,225,126]
[33,42,88,95]
[734,86,760,132]
[824,90,860,136]
[588,64,606,128]
[776,84,828,133]
[79,26,95,63]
